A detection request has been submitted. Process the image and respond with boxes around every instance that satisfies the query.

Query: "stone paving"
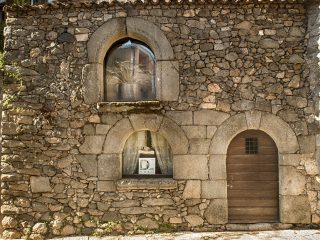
[47,230,320,240]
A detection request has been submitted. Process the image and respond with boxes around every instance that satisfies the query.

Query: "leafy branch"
[107,61,153,85]
[0,52,24,110]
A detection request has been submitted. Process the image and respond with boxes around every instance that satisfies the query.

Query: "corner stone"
[79,135,105,154]
[204,199,228,224]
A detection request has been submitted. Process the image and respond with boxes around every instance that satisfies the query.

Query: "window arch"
[84,17,179,104]
[122,130,173,177]
[105,39,156,102]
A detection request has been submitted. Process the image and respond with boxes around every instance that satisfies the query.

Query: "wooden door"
[227,130,279,223]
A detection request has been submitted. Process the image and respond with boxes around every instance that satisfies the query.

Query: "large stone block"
[183,180,201,199]
[173,155,208,180]
[182,126,207,139]
[279,166,306,195]
[129,114,163,132]
[260,112,299,154]
[194,110,229,126]
[279,154,301,166]
[76,155,97,177]
[159,117,189,154]
[103,118,134,154]
[30,177,52,193]
[82,63,103,104]
[156,61,180,101]
[298,135,316,154]
[280,195,311,223]
[98,154,121,180]
[209,155,227,180]
[166,111,193,125]
[201,180,227,199]
[79,135,105,154]
[189,139,210,154]
[204,199,228,224]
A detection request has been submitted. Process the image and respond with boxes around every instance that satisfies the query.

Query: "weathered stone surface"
[189,139,210,154]
[194,110,229,126]
[97,181,116,192]
[210,114,247,154]
[299,135,316,154]
[280,195,311,223]
[136,218,159,229]
[112,200,140,208]
[260,112,299,154]
[166,111,193,125]
[174,155,208,180]
[157,61,180,101]
[289,54,304,64]
[98,154,121,180]
[103,118,134,154]
[2,216,18,228]
[182,126,207,139]
[61,225,76,236]
[76,155,97,177]
[209,155,227,180]
[287,96,308,108]
[129,114,163,132]
[185,215,204,226]
[79,135,105,154]
[119,207,157,215]
[82,63,103,104]
[280,166,306,195]
[32,223,48,234]
[143,198,174,206]
[279,154,301,166]
[259,39,280,48]
[30,177,52,193]
[235,21,252,30]
[159,117,189,154]
[204,199,228,224]
[183,180,201,199]
[245,111,262,129]
[201,180,227,199]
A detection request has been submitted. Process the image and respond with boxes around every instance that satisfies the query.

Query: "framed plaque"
[138,158,156,175]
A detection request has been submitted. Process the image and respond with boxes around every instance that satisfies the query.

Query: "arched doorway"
[227,130,279,223]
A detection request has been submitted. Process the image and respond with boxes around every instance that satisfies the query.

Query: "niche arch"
[83,17,179,104]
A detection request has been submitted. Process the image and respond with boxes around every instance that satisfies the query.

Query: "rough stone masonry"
[1,0,320,239]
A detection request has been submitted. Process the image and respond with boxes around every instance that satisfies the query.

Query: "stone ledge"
[97,101,163,113]
[116,178,177,190]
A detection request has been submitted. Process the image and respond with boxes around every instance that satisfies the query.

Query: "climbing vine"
[0,52,24,110]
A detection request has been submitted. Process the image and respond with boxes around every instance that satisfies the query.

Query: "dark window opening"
[245,138,258,154]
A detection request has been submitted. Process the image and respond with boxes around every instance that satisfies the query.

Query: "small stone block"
[97,181,116,192]
[30,177,52,193]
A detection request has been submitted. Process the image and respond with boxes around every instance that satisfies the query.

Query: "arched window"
[122,130,173,177]
[105,39,156,102]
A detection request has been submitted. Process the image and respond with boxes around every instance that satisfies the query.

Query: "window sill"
[97,101,163,113]
[116,178,177,190]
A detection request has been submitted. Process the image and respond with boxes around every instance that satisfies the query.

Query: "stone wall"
[1,1,320,239]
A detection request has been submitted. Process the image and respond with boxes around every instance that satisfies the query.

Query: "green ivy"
[13,0,29,6]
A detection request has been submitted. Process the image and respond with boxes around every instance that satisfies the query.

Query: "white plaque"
[139,158,156,175]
